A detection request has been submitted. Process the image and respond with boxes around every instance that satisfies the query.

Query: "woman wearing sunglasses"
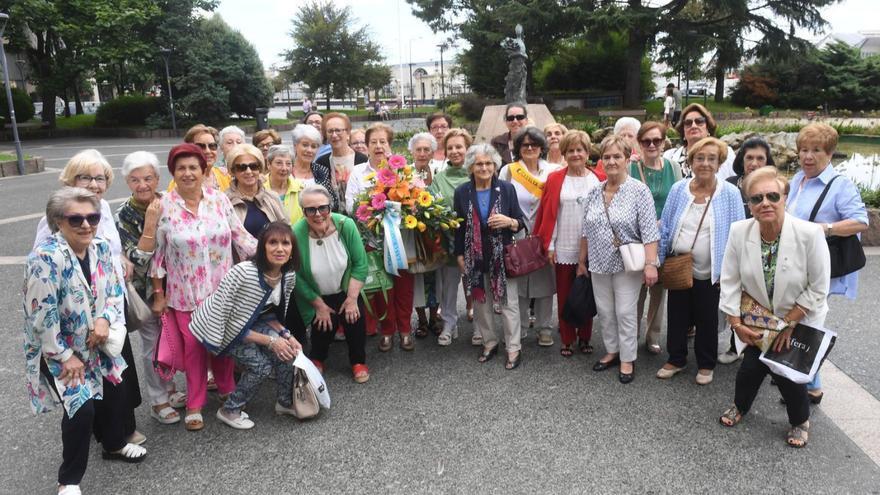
[719,166,830,448]
[150,143,257,431]
[225,143,288,238]
[292,185,371,383]
[631,121,681,355]
[167,124,231,192]
[663,103,735,180]
[26,188,148,494]
[490,102,529,165]
[657,137,744,385]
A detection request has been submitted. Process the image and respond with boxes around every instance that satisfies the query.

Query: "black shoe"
[505,351,522,370]
[619,371,634,384]
[478,346,498,363]
[592,356,620,372]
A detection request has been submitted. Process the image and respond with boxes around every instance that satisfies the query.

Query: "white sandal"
[150,406,180,425]
[102,443,147,463]
[168,391,187,409]
[216,408,254,430]
[437,331,453,346]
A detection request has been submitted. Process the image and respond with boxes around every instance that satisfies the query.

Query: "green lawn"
[55,114,97,130]
[286,105,440,118]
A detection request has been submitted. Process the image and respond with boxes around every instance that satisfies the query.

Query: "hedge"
[95,95,163,127]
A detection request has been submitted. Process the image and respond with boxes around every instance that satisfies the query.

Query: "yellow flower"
[404,215,418,229]
[418,191,433,207]
[365,172,376,181]
[417,221,427,232]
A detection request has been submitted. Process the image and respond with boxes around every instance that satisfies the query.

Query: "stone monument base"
[474,104,556,144]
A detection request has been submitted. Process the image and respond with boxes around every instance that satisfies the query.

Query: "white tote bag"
[293,352,331,409]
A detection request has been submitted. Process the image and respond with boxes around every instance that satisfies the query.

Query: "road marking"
[819,360,880,467]
[0,256,26,265]
[0,197,127,226]
[0,168,61,181]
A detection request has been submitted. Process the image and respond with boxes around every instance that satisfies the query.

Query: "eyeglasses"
[303,204,331,217]
[640,138,664,148]
[748,192,782,205]
[520,142,539,150]
[195,142,219,151]
[430,124,449,132]
[234,162,261,172]
[74,174,107,185]
[506,114,527,122]
[350,140,366,146]
[64,213,101,228]
[326,128,347,135]
[683,117,707,127]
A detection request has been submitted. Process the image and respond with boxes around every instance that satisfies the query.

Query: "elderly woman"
[410,132,438,186]
[302,111,331,158]
[579,135,660,384]
[290,124,337,209]
[25,189,147,494]
[225,143,288,237]
[718,166,830,448]
[544,122,568,166]
[150,143,256,431]
[168,124,231,192]
[115,151,187,425]
[264,145,305,225]
[345,123,394,212]
[429,128,476,345]
[727,137,776,218]
[292,185,370,383]
[631,121,681,354]
[252,129,282,161]
[350,128,368,155]
[490,102,529,165]
[656,137,744,385]
[217,125,246,168]
[189,222,303,429]
[454,144,527,369]
[785,122,869,401]
[409,132,442,336]
[315,112,368,202]
[427,112,452,173]
[33,150,144,445]
[535,130,603,356]
[663,103,735,180]
[498,127,560,348]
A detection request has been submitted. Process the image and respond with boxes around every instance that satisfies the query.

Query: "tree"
[283,1,389,110]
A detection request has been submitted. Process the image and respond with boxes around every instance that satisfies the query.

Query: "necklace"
[264,272,282,281]
[310,228,333,246]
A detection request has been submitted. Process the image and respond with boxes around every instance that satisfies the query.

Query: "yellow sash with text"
[509,161,546,198]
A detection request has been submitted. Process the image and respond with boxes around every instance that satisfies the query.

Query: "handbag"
[659,188,713,290]
[602,185,645,272]
[125,282,152,331]
[808,175,866,278]
[154,312,186,381]
[292,368,320,419]
[360,249,392,319]
[561,274,597,327]
[504,225,548,277]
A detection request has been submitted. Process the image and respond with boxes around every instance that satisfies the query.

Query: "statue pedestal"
[474,104,556,144]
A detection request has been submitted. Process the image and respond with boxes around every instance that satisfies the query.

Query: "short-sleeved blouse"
[149,187,257,312]
[581,177,660,274]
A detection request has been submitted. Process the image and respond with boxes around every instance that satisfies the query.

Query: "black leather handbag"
[809,175,866,278]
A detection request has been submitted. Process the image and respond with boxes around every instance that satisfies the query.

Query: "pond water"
[832,139,880,190]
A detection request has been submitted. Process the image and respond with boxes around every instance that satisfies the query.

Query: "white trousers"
[591,271,643,363]
[474,275,521,352]
[139,313,174,405]
[437,264,463,334]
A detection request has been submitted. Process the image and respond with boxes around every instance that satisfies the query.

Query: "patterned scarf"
[463,184,507,307]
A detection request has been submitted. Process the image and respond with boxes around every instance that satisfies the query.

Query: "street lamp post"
[0,13,26,176]
[158,47,177,132]
[437,42,448,99]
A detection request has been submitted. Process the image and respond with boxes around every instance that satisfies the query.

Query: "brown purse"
[504,226,548,277]
[659,189,713,290]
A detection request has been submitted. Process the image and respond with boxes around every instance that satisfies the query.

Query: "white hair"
[121,151,161,179]
[291,124,322,146]
[408,132,437,152]
[614,117,641,135]
[219,125,246,144]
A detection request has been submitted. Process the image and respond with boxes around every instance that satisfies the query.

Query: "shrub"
[95,95,162,127]
[859,185,880,208]
[451,93,499,122]
[0,86,36,123]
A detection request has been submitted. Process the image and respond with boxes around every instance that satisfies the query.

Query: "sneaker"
[537,330,554,347]
[696,370,714,385]
[656,365,685,379]
[717,350,743,365]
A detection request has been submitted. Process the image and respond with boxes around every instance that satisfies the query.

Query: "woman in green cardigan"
[292,184,370,383]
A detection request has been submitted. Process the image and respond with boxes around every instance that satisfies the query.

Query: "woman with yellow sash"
[498,127,561,347]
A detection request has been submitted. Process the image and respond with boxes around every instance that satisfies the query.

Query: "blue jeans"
[224,315,294,412]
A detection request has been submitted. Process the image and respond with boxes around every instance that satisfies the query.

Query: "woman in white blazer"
[717,166,830,448]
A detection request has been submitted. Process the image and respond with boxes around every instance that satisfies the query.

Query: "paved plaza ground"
[0,137,878,493]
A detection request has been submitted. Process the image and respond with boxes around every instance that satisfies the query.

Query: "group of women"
[24,105,869,492]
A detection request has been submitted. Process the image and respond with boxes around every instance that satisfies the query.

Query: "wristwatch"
[824,223,833,236]
[646,259,661,268]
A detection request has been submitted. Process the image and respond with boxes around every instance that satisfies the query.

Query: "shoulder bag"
[504,225,548,277]
[602,184,645,272]
[808,175,866,278]
[659,187,713,290]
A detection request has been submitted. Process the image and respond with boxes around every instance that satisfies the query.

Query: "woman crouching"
[189,222,303,429]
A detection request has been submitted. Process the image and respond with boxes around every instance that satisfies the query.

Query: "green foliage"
[55,114,97,130]
[179,81,231,124]
[95,95,162,127]
[445,93,501,121]
[859,185,880,208]
[0,87,36,123]
[283,1,389,109]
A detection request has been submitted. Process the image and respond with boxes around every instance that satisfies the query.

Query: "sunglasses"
[234,162,261,172]
[748,192,782,205]
[520,142,540,150]
[195,142,219,151]
[640,138,663,147]
[505,114,527,122]
[304,204,331,217]
[683,117,707,127]
[64,213,101,228]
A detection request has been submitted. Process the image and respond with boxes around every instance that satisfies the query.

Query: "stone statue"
[501,24,527,104]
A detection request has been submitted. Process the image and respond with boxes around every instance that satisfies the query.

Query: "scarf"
[463,183,507,307]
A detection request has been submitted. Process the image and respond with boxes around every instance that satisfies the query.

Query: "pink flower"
[355,204,372,222]
[388,154,407,170]
[371,193,387,210]
[377,168,398,187]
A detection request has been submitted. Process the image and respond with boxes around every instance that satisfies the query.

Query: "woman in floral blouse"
[150,143,257,431]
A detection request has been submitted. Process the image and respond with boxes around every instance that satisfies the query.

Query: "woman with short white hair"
[408,132,441,337]
[218,125,246,166]
[291,124,337,210]
[409,132,438,186]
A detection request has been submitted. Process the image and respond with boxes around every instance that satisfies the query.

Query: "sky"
[215,0,878,71]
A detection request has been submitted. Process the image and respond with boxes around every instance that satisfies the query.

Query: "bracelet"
[267,336,277,350]
[142,234,155,240]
